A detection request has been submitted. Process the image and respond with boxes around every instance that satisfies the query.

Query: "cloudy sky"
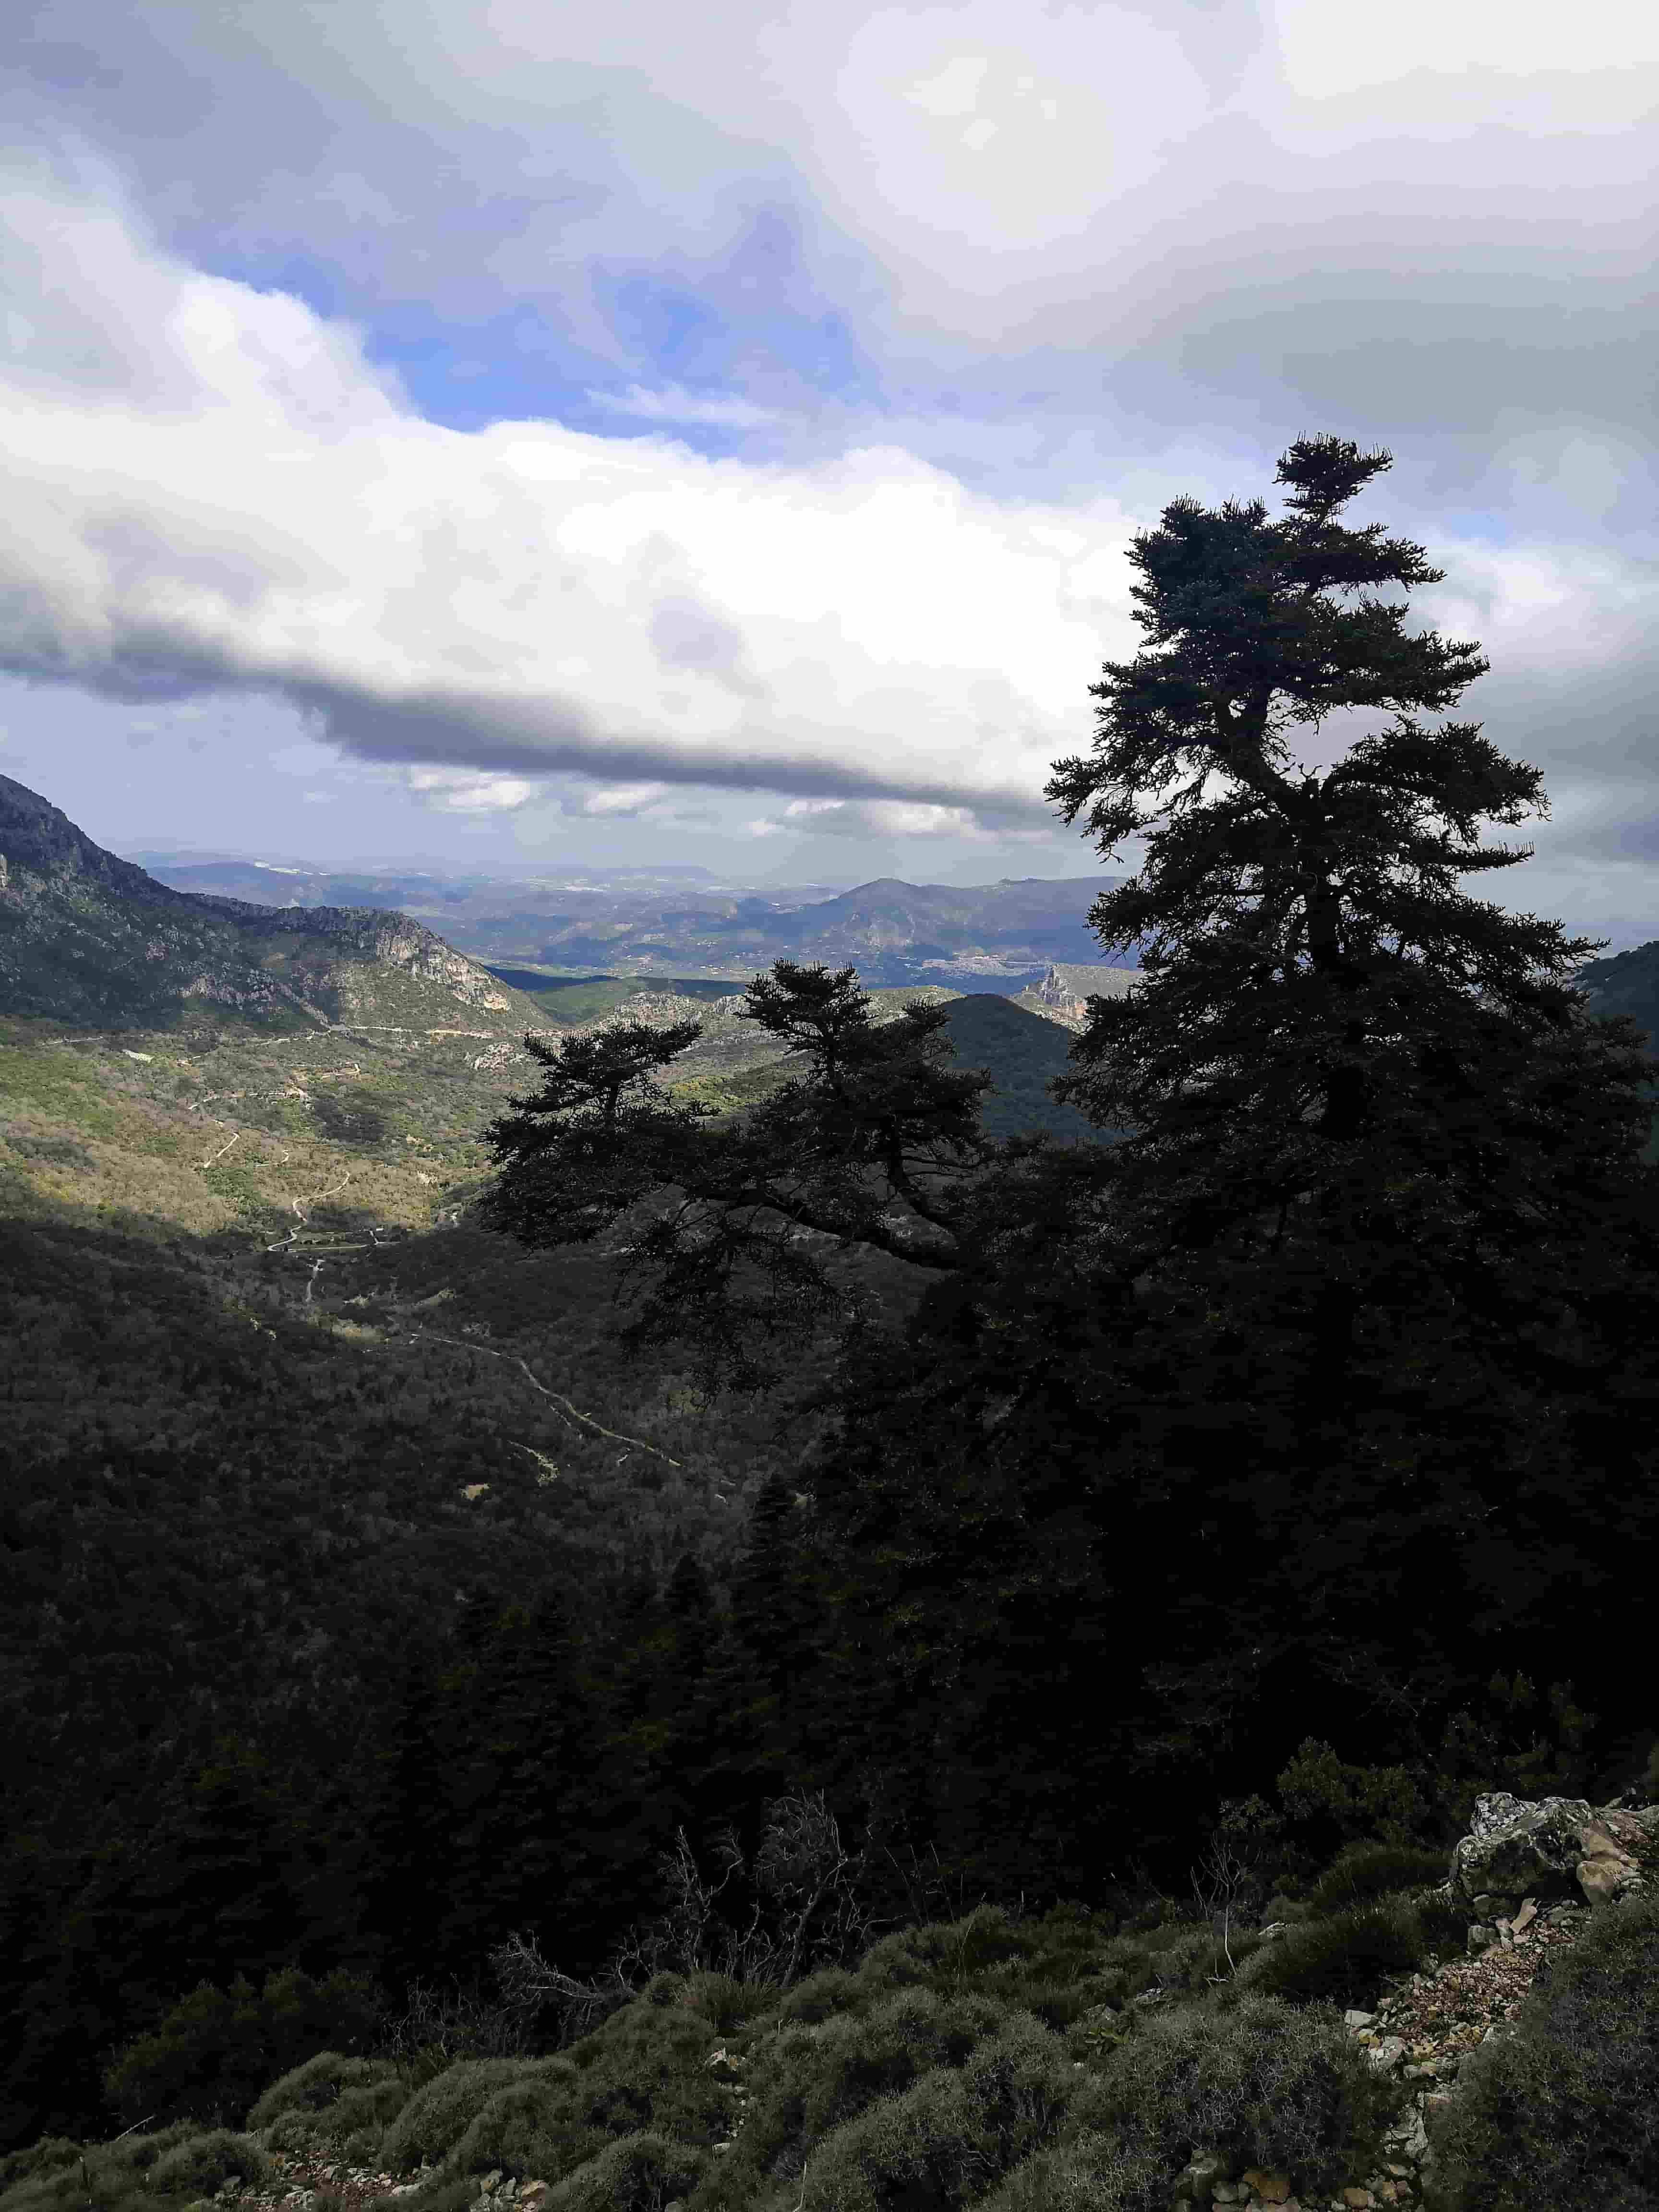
[0,3,1655,945]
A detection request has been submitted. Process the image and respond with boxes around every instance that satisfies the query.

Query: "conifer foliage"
[481,434,1659,1887]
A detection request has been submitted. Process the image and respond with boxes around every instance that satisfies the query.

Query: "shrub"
[0,2141,82,2195]
[1234,1896,1454,2010]
[775,1967,865,2028]
[851,1906,1030,1999]
[956,2014,1078,2184]
[784,2013,1078,2212]
[550,1999,725,2153]
[1074,1990,1404,2202]
[97,2125,204,2178]
[440,2065,586,2185]
[540,2130,707,2212]
[102,1966,383,2131]
[1276,1741,1428,1850]
[786,2067,992,2212]
[723,1984,1008,2189]
[969,2130,1178,2212]
[362,2181,474,2212]
[428,1999,724,2188]
[147,2129,273,2198]
[379,2059,545,2171]
[327,2076,422,2157]
[1076,1920,1220,2011]
[1424,1890,1659,2211]
[1307,1841,1453,1915]
[677,1973,777,2036]
[260,2077,414,2161]
[247,2052,399,2132]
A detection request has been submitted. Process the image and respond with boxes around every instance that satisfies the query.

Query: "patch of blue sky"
[193,224,882,445]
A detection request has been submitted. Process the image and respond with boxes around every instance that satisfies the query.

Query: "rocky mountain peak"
[0,772,539,1033]
[0,772,193,910]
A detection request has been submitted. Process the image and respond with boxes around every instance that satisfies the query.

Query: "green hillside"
[938,992,1100,1143]
[1575,943,1659,1053]
[484,971,745,1025]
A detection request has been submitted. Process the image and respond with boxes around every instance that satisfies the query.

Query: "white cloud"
[0,179,1156,822]
[565,781,673,816]
[739,795,1075,845]
[406,768,540,812]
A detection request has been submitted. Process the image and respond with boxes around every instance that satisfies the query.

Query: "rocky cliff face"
[0,773,537,1034]
[184,898,517,1014]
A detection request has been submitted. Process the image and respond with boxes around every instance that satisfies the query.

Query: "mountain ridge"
[0,772,549,1035]
[130,850,1132,985]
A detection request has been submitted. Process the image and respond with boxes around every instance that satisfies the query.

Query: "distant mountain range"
[9,769,1656,1115]
[0,774,550,1036]
[128,852,1134,988]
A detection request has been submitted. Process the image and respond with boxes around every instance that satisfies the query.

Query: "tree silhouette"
[478,436,1659,1903]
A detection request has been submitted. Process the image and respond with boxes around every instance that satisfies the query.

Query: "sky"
[0,2,1656,946]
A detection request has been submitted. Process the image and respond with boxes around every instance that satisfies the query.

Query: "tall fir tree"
[796,437,1659,1895]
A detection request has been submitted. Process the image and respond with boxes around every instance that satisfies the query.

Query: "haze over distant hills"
[126,849,1131,988]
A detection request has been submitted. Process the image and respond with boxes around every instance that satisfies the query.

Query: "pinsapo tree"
[481,437,1659,1897]
[478,976,998,1394]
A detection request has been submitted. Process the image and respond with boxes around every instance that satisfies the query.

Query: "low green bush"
[261,2075,414,2161]
[1233,1895,1460,2010]
[336,2075,418,2154]
[541,2129,707,2212]
[380,2059,545,2171]
[1424,1890,1659,2211]
[969,2130,1176,2212]
[1307,1841,1453,1915]
[850,1905,1030,1998]
[774,2012,1077,2212]
[147,2128,273,2198]
[714,1984,1007,2195]
[362,2180,474,2212]
[0,2120,216,2212]
[423,1998,723,2188]
[97,2124,204,2177]
[0,2142,82,2196]
[786,2066,994,2212]
[775,1966,865,2028]
[1075,1918,1240,2010]
[247,2051,400,2132]
[439,2064,586,2184]
[1074,1990,1404,2202]
[549,1999,725,2155]
[677,1973,778,2036]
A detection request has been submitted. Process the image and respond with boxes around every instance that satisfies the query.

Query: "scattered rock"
[1178,2149,1233,2198]
[1241,2171,1292,2204]
[1450,1792,1658,1919]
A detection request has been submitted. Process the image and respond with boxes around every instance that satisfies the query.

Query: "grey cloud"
[294,680,1059,820]
[6,0,1655,541]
